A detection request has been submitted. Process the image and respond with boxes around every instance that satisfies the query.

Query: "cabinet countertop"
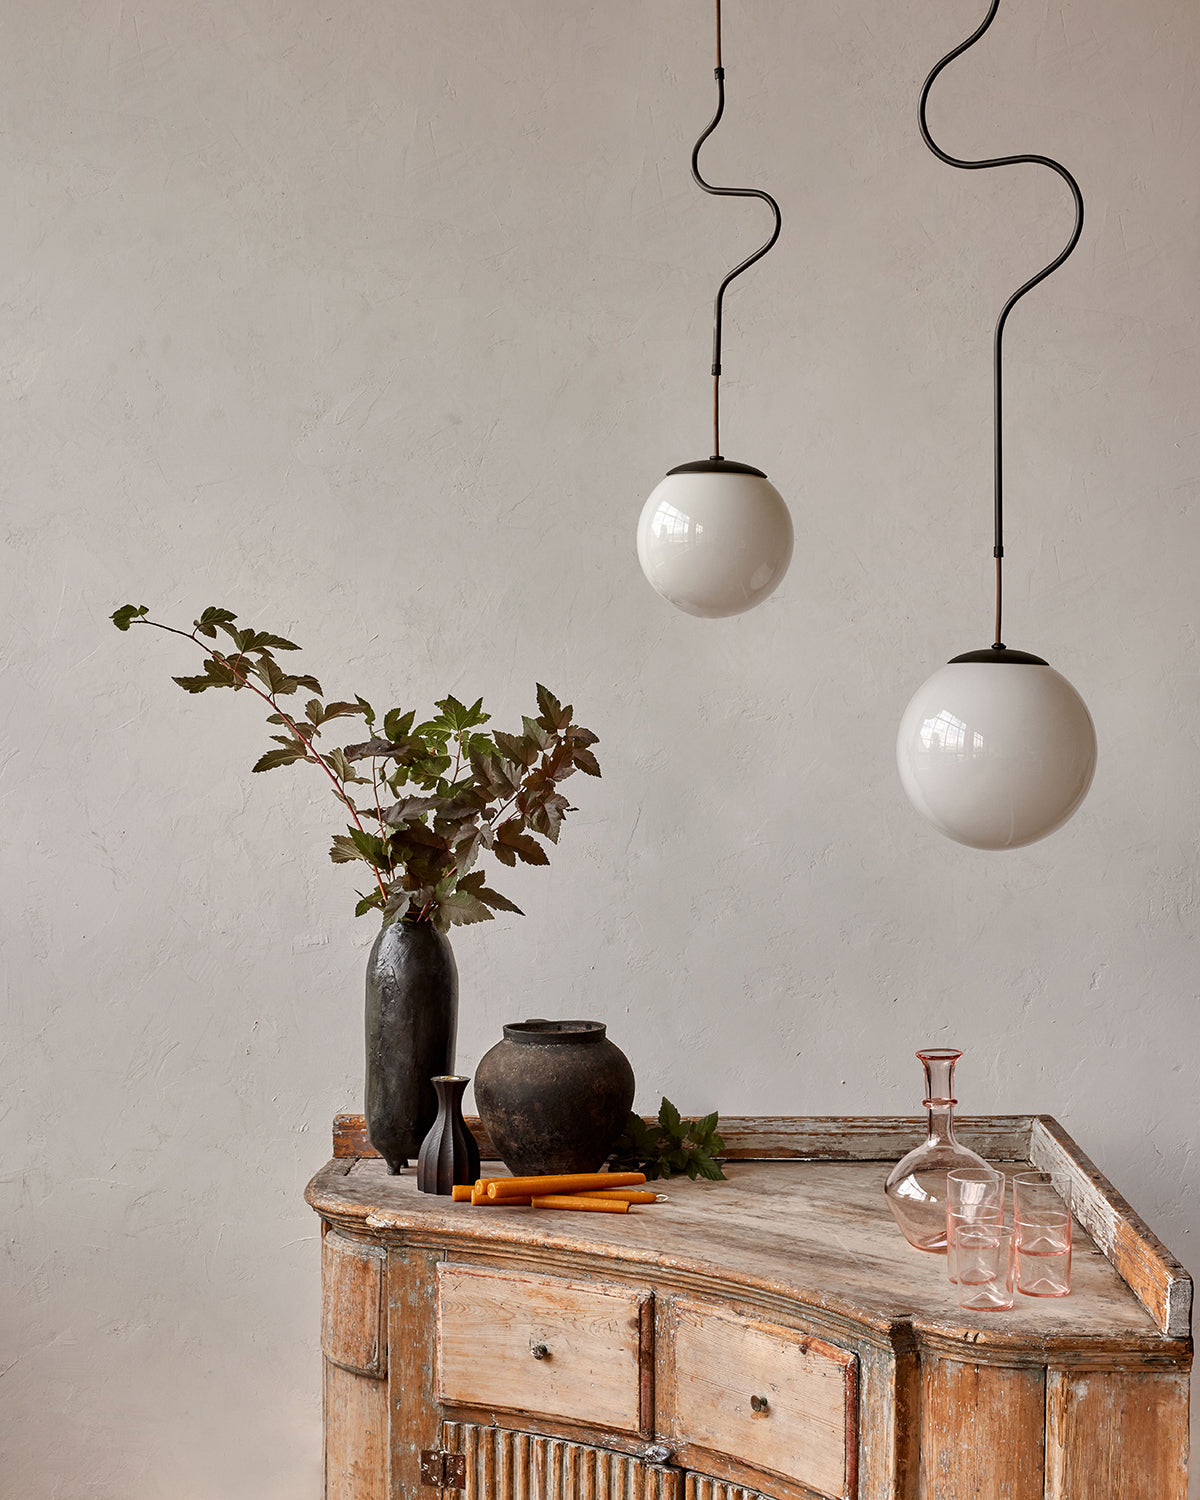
[306,1152,1185,1364]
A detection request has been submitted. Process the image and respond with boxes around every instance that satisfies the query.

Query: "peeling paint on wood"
[332,1112,1034,1165]
[1031,1116,1192,1338]
[314,1117,1191,1498]
[919,1357,1045,1500]
[1045,1368,1190,1499]
[322,1231,386,1378]
[314,1117,1191,1354]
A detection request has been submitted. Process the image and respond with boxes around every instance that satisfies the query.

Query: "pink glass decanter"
[884,1047,992,1252]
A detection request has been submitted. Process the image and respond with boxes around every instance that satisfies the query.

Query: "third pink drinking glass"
[1013,1171,1072,1297]
[956,1224,1016,1311]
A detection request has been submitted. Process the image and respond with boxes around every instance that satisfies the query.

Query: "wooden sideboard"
[305,1115,1192,1499]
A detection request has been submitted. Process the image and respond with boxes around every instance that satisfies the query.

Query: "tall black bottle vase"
[417,1075,481,1195]
[364,920,458,1174]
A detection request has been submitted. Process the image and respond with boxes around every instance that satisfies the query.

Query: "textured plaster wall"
[3,0,1199,1494]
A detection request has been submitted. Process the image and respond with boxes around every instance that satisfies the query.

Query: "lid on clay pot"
[501,1019,607,1045]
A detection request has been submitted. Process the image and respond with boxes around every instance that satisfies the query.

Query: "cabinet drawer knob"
[750,1394,770,1414]
[530,1342,549,1360]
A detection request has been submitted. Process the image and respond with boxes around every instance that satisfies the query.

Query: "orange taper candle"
[487,1171,646,1200]
[530,1194,631,1214]
[574,1189,659,1204]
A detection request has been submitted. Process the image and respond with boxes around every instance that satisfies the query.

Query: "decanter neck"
[918,1047,962,1145]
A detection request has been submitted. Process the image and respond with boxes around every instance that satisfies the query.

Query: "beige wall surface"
[3,1,1198,1495]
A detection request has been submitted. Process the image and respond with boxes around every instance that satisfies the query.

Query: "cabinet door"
[440,1422,680,1499]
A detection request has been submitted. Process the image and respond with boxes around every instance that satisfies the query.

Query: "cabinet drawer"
[436,1264,651,1435]
[661,1298,857,1500]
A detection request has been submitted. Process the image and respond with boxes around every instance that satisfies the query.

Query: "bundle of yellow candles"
[449,1171,662,1214]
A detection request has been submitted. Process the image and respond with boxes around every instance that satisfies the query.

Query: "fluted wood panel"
[441,1422,682,1499]
[684,1476,769,1500]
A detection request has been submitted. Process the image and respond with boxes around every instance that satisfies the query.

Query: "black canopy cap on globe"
[666,459,768,479]
[949,647,1049,666]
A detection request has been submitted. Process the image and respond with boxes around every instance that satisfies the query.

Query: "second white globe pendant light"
[897,0,1097,850]
[637,0,793,619]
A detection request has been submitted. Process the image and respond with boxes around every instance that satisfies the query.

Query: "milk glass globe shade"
[896,650,1097,850]
[637,459,793,618]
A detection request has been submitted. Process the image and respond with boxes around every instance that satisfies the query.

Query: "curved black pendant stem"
[918,0,1084,647]
[692,0,782,460]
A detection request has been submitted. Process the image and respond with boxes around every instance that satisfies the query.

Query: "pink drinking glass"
[956,1224,1016,1311]
[946,1167,1005,1284]
[1013,1171,1072,1298]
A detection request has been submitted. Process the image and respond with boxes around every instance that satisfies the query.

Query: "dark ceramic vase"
[474,1020,635,1176]
[365,921,458,1174]
[416,1075,481,1195]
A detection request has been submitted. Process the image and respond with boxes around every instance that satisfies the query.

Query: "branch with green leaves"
[112,604,601,932]
[608,1099,727,1181]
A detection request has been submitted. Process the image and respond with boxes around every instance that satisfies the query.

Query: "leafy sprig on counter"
[608,1098,726,1181]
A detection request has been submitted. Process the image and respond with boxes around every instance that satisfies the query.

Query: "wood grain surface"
[437,1263,648,1435]
[321,1231,386,1378]
[855,1338,918,1500]
[1031,1116,1192,1338]
[324,1360,388,1500]
[308,1155,1184,1363]
[332,1111,1033,1164]
[1045,1368,1190,1499]
[388,1246,443,1499]
[331,1113,1191,1338]
[919,1356,1045,1500]
[684,1479,770,1500]
[313,1123,1191,1500]
[659,1297,855,1499]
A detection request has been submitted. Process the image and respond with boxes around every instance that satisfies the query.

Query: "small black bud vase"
[416,1075,481,1195]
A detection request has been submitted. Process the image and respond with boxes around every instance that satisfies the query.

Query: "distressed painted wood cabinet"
[306,1115,1192,1499]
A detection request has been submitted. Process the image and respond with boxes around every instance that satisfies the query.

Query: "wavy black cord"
[918,0,1084,647]
[691,0,782,459]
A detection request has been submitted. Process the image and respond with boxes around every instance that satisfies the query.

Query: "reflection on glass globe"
[637,459,793,618]
[896,649,1097,850]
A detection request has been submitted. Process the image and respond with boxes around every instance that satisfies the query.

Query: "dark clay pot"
[364,921,457,1174]
[474,1020,635,1176]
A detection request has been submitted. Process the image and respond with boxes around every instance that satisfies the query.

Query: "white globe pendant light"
[637,460,792,619]
[897,649,1096,851]
[898,0,1097,850]
[638,0,792,618]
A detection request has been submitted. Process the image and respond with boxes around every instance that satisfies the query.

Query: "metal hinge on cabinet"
[419,1450,466,1489]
